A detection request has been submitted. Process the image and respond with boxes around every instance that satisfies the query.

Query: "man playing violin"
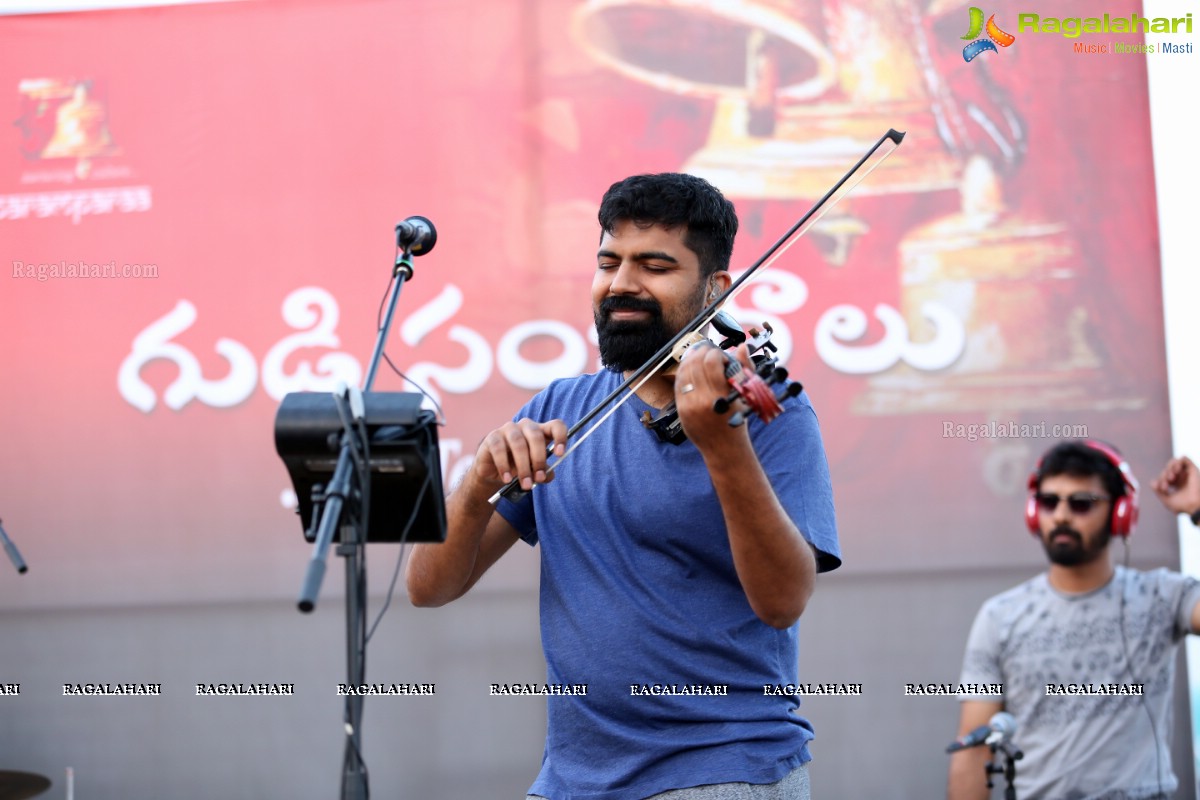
[406,173,840,799]
[948,440,1200,800]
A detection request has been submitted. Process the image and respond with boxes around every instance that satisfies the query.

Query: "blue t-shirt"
[497,369,840,800]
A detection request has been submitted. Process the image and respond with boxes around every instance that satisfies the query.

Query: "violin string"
[585,132,900,438]
[544,349,678,479]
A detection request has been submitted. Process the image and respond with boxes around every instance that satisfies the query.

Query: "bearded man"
[406,172,840,800]
[948,440,1200,800]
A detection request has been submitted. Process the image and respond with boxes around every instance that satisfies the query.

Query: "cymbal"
[0,771,51,800]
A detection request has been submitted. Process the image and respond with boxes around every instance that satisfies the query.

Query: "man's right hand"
[474,417,569,494]
[405,417,568,608]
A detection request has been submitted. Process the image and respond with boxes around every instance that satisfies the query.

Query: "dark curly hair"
[597,173,738,279]
[1035,440,1129,502]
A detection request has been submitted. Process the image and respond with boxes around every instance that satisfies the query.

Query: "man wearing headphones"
[947,440,1200,800]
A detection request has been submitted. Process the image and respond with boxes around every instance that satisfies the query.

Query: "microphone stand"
[986,740,1023,800]
[0,518,29,574]
[297,237,426,800]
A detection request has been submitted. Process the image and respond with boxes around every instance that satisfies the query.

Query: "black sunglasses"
[1035,492,1110,515]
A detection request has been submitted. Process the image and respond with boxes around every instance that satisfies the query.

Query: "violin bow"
[489,128,906,504]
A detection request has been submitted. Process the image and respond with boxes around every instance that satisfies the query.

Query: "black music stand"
[274,391,445,546]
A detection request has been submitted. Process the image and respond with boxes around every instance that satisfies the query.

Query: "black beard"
[1042,524,1111,566]
[594,296,672,372]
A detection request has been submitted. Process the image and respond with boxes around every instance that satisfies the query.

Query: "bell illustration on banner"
[852,155,1144,414]
[572,0,964,196]
[571,0,964,262]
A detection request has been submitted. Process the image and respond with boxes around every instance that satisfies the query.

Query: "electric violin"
[640,310,801,446]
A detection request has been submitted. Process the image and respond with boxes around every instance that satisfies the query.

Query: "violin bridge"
[670,331,708,364]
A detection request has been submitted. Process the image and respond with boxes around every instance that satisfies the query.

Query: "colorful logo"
[14,78,121,165]
[961,7,1016,62]
[4,77,149,225]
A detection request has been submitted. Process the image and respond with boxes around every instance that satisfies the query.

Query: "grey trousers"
[528,761,810,800]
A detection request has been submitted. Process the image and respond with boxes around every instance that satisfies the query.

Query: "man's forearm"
[947,749,993,800]
[405,472,498,607]
[703,435,816,628]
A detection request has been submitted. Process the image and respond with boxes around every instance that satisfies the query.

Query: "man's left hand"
[1154,455,1200,517]
[674,342,754,452]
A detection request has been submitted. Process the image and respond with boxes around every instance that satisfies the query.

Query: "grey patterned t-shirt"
[958,566,1200,800]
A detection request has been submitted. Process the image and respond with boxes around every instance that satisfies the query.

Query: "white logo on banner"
[720,270,808,365]
[262,287,362,400]
[119,283,967,413]
[117,299,257,412]
[399,285,493,407]
[814,302,965,374]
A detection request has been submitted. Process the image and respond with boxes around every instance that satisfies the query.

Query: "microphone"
[394,215,437,255]
[946,711,1016,753]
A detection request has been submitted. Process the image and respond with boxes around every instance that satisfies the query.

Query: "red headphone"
[1025,439,1140,537]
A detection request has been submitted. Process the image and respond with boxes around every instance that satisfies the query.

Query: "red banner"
[0,0,1173,608]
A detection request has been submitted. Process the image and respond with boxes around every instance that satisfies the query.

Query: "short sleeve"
[495,489,537,547]
[1158,569,1200,641]
[750,389,841,572]
[958,602,1004,698]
